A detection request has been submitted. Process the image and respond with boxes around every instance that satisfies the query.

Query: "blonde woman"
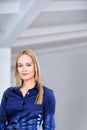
[0,49,55,130]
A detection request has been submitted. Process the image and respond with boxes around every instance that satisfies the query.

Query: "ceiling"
[0,0,87,55]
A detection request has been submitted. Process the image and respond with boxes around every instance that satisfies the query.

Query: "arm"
[0,92,7,130]
[42,89,56,130]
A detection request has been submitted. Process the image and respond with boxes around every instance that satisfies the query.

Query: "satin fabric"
[0,84,55,130]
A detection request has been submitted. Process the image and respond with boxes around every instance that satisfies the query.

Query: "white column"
[0,48,11,102]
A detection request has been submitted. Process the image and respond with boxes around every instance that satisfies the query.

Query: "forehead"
[17,54,33,63]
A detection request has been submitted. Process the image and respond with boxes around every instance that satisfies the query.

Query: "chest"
[6,92,43,116]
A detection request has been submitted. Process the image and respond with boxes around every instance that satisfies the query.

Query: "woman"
[0,49,55,130]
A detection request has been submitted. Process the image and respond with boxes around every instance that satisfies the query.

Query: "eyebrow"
[17,62,32,64]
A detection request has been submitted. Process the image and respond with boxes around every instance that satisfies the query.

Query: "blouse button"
[27,92,29,95]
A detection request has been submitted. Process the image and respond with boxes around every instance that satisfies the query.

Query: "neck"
[22,79,36,90]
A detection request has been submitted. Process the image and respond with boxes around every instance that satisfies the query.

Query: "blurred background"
[0,0,87,130]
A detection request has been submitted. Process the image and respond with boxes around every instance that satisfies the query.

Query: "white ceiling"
[0,0,87,54]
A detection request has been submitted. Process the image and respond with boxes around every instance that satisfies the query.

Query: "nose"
[22,66,27,72]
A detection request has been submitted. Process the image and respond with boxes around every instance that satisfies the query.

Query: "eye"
[17,64,23,67]
[26,63,31,66]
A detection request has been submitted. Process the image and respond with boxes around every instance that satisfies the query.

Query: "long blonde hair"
[14,49,43,104]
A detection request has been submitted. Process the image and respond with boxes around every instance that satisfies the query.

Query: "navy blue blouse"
[0,84,55,130]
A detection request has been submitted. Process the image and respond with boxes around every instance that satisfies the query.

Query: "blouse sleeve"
[0,91,7,130]
[42,89,56,130]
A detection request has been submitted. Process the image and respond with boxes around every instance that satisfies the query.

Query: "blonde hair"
[15,49,43,104]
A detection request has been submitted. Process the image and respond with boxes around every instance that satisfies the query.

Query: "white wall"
[37,45,87,130]
[0,48,11,102]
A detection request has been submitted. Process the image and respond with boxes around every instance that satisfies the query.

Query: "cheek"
[30,67,35,75]
[17,68,22,75]
[17,68,20,73]
[29,66,35,71]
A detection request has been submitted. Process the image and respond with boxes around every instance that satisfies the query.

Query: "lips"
[22,73,28,76]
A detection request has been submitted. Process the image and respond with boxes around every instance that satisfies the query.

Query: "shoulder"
[4,86,16,95]
[43,86,55,101]
[43,86,56,112]
[43,86,54,95]
[1,86,16,100]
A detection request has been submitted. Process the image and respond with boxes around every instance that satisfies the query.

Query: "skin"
[17,54,36,97]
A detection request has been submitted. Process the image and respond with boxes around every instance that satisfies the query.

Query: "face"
[17,54,35,81]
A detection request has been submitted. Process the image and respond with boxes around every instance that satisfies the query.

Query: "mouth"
[22,73,28,76]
